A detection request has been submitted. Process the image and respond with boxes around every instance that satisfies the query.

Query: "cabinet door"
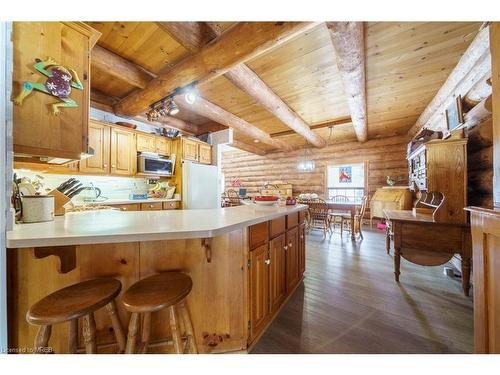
[140,202,163,211]
[269,234,287,313]
[79,121,110,174]
[136,134,156,153]
[182,139,198,161]
[110,128,136,176]
[298,223,306,276]
[249,243,270,342]
[286,227,300,292]
[155,137,171,156]
[13,22,98,160]
[198,144,212,164]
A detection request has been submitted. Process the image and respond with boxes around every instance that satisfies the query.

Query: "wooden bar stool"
[122,272,197,354]
[26,278,126,354]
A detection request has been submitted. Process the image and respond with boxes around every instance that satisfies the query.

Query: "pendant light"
[297,141,315,172]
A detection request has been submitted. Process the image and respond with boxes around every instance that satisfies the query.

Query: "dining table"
[325,200,362,240]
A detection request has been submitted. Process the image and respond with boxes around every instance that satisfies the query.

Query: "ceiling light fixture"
[184,91,197,105]
[146,81,199,122]
[297,141,315,173]
[169,100,179,115]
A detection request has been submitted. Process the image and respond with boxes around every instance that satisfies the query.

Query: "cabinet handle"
[149,205,154,208]
[112,164,116,168]
[122,208,127,211]
[104,163,108,167]
[300,235,304,239]
[284,245,288,251]
[265,259,271,266]
[289,242,292,248]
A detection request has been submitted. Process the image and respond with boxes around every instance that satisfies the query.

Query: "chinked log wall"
[221,135,409,200]
[468,118,494,207]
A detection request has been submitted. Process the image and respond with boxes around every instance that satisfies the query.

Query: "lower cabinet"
[247,210,307,344]
[269,233,287,313]
[249,243,270,342]
[286,226,300,292]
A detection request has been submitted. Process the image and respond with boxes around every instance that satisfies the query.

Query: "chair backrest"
[330,195,349,203]
[357,195,368,219]
[414,191,445,221]
[308,200,329,221]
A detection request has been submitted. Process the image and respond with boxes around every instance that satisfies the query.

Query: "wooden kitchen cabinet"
[198,143,212,164]
[182,138,199,162]
[298,223,306,276]
[248,243,270,342]
[269,233,287,314]
[79,120,110,174]
[140,202,163,211]
[155,137,171,156]
[13,22,100,162]
[110,127,136,176]
[136,133,156,153]
[163,201,178,210]
[112,203,141,211]
[286,226,300,292]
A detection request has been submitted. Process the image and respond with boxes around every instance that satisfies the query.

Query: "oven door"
[141,157,172,175]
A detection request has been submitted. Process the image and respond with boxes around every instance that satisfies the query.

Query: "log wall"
[468,118,494,207]
[221,135,409,199]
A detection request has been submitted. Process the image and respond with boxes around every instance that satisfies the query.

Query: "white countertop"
[7,204,307,248]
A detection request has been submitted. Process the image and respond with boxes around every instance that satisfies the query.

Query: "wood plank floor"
[250,228,473,354]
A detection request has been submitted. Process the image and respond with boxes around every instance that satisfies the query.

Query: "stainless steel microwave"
[137,153,175,176]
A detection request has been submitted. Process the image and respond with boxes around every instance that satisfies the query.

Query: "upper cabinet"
[110,127,136,176]
[137,133,171,156]
[12,22,101,162]
[79,120,110,174]
[175,137,212,164]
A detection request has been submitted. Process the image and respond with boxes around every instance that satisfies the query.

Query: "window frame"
[324,160,369,202]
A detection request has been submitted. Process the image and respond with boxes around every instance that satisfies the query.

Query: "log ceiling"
[88,21,483,155]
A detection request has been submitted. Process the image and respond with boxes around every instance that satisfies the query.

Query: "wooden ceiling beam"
[326,22,367,142]
[92,45,156,89]
[156,22,219,53]
[224,64,327,148]
[407,25,491,138]
[113,22,317,117]
[270,116,352,138]
[229,140,267,156]
[176,95,293,152]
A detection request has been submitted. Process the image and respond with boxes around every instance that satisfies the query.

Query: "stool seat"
[27,278,122,326]
[122,272,192,313]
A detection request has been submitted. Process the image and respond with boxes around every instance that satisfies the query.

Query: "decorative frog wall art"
[13,57,83,116]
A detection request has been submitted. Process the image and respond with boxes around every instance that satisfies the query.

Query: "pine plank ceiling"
[88,21,482,152]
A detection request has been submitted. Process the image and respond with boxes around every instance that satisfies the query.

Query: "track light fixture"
[146,81,199,122]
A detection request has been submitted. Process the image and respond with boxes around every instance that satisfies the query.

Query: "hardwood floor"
[250,228,473,354]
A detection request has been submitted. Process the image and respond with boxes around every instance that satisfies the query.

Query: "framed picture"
[339,166,352,183]
[445,95,464,131]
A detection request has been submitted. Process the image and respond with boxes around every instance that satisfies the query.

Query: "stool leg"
[82,313,97,354]
[139,312,151,354]
[178,300,198,354]
[169,306,182,354]
[68,319,78,354]
[34,325,52,353]
[125,312,140,354]
[106,300,126,353]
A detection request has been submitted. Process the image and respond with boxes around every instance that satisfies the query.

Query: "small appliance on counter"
[20,195,55,223]
[138,152,176,176]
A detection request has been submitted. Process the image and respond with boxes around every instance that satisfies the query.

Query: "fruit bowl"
[254,196,279,206]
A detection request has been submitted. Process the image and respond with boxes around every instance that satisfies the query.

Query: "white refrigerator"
[182,161,221,209]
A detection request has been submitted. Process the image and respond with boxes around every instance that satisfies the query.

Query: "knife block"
[48,189,71,216]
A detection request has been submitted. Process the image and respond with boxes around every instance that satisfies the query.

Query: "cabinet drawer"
[286,212,299,229]
[249,221,269,249]
[270,217,286,238]
[140,202,163,211]
[112,203,140,211]
[163,201,178,210]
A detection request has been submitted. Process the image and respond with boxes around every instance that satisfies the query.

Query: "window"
[326,162,366,202]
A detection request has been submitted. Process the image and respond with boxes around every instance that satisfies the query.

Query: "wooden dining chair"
[307,199,332,237]
[339,195,368,239]
[328,195,351,232]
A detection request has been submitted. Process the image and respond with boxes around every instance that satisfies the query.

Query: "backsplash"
[13,170,150,204]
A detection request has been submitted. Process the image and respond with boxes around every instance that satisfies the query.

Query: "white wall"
[0,21,13,353]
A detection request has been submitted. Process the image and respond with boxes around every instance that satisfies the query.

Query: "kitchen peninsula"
[6,204,307,353]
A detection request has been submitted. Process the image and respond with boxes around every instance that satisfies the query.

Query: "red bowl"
[255,196,279,202]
